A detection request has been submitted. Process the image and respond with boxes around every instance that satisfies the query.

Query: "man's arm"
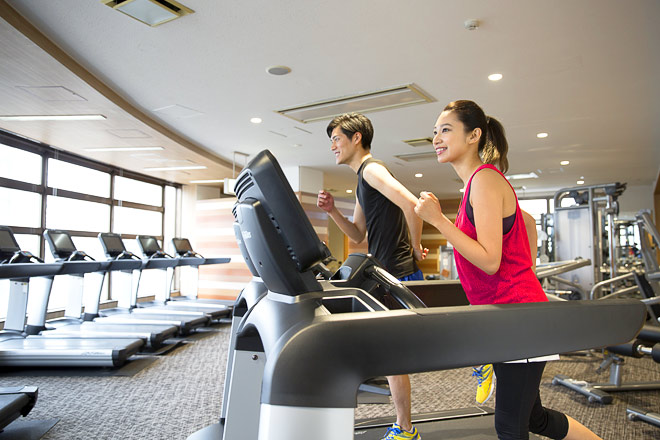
[317,190,367,244]
[362,163,428,261]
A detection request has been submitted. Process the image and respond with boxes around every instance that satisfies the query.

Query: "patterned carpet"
[1,324,659,439]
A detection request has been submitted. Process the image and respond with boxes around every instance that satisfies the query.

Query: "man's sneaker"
[381,423,421,440]
[472,364,494,404]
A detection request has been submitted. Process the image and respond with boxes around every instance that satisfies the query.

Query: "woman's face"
[432,110,473,164]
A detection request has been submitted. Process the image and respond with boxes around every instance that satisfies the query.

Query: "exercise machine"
[133,235,230,320]
[30,229,179,349]
[171,237,235,308]
[188,150,646,440]
[89,233,210,335]
[0,226,143,367]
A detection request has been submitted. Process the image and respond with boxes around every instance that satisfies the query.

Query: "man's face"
[330,126,357,165]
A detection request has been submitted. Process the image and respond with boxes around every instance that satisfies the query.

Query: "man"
[317,112,427,440]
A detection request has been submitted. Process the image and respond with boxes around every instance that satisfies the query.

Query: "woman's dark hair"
[326,112,374,150]
[444,100,509,173]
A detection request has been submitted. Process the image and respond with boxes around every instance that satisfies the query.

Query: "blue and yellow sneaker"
[472,364,494,404]
[382,423,421,440]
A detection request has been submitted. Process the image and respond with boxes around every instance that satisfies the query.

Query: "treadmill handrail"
[259,298,645,408]
[0,262,63,280]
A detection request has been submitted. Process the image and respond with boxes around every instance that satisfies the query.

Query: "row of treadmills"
[0,225,232,433]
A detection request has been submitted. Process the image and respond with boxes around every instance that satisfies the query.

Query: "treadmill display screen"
[49,232,76,253]
[101,234,125,253]
[172,238,193,254]
[0,229,20,253]
[138,236,160,256]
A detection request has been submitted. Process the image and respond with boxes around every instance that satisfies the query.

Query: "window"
[114,176,162,206]
[46,196,111,232]
[0,143,41,184]
[113,206,162,237]
[47,159,110,198]
[0,131,181,317]
[0,188,42,228]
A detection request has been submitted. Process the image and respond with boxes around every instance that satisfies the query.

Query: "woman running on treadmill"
[414,100,602,440]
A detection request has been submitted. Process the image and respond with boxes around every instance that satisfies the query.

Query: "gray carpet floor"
[2,323,660,439]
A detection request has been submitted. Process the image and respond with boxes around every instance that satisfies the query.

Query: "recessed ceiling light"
[415,173,423,178]
[189,179,223,184]
[459,188,465,193]
[560,160,570,166]
[293,144,302,147]
[144,165,207,171]
[506,172,538,180]
[84,146,164,152]
[250,117,262,124]
[488,73,503,81]
[0,114,106,121]
[577,180,585,185]
[536,132,549,138]
[267,65,292,76]
[346,189,353,194]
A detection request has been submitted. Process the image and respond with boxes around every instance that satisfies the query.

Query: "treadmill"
[171,238,234,308]
[187,150,647,440]
[0,226,143,367]
[30,230,178,349]
[92,233,209,335]
[132,235,230,321]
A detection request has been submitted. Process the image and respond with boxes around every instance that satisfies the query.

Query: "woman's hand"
[415,191,443,225]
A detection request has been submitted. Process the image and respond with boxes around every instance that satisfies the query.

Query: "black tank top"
[356,158,417,278]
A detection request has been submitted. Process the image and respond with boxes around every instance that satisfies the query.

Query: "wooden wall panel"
[192,198,250,301]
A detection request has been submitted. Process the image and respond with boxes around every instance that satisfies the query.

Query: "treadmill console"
[0,226,41,264]
[172,238,198,257]
[137,235,169,258]
[98,233,137,260]
[44,229,86,261]
[0,226,21,262]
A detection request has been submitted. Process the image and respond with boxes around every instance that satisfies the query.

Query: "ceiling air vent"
[394,151,437,162]
[101,0,194,27]
[276,84,434,124]
[403,137,433,148]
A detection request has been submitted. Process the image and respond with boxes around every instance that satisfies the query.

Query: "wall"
[617,183,655,219]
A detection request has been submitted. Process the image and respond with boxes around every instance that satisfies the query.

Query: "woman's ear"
[469,127,482,144]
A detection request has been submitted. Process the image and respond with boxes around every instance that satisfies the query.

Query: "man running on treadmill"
[317,112,427,440]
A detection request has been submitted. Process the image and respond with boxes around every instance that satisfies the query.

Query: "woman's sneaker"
[472,364,494,404]
[382,423,421,440]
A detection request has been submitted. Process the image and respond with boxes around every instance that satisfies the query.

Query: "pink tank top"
[454,164,547,305]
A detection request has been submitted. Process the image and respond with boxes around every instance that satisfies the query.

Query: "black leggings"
[493,362,569,440]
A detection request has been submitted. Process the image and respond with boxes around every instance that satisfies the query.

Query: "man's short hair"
[326,113,373,150]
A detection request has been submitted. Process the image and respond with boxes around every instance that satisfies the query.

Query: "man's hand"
[413,245,429,262]
[317,190,335,213]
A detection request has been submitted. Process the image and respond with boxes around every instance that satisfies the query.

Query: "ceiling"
[1,0,659,199]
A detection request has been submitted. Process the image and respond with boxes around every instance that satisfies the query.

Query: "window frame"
[0,129,182,308]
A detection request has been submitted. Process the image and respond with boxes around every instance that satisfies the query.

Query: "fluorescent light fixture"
[459,188,465,193]
[577,180,585,185]
[144,165,207,171]
[84,146,164,152]
[560,160,570,166]
[102,0,194,27]
[250,117,263,124]
[346,189,353,194]
[488,73,503,81]
[189,179,223,184]
[0,114,106,121]
[415,173,423,178]
[277,84,434,123]
[536,132,549,138]
[506,172,538,180]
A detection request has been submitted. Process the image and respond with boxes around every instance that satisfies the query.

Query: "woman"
[414,100,601,440]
